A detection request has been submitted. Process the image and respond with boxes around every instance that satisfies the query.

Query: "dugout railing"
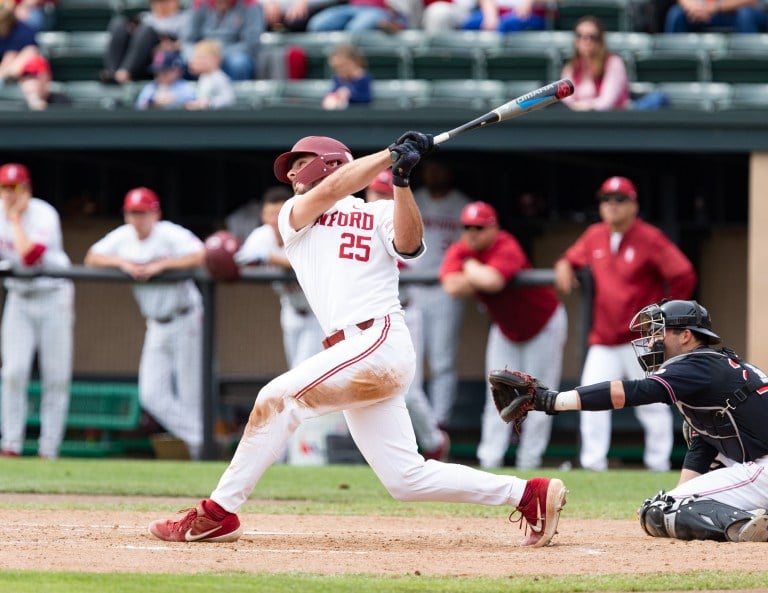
[1,265,596,461]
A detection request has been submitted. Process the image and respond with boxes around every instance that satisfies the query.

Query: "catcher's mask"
[273,136,353,187]
[630,299,722,373]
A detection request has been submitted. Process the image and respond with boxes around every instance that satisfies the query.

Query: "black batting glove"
[393,131,436,156]
[388,140,421,187]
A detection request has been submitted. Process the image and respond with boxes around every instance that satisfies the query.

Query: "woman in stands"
[561,15,629,111]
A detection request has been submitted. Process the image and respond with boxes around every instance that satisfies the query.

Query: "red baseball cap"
[368,169,393,195]
[597,176,638,201]
[0,163,31,185]
[123,187,161,212]
[19,54,52,77]
[460,201,498,226]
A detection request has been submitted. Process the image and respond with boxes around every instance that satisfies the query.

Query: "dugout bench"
[15,381,148,457]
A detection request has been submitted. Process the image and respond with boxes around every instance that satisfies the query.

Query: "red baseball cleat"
[512,477,567,547]
[149,499,242,543]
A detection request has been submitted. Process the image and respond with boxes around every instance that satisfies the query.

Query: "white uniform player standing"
[0,163,74,459]
[149,133,567,548]
[410,158,469,427]
[234,185,325,370]
[84,187,206,459]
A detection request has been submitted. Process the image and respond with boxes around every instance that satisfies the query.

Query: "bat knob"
[556,80,575,100]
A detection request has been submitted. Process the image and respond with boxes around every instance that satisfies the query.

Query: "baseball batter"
[149,133,567,547]
[502,299,768,542]
[0,163,74,459]
[555,176,697,472]
[84,187,205,459]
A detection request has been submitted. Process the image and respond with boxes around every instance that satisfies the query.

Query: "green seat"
[426,30,503,53]
[231,80,284,109]
[656,82,732,111]
[485,48,560,82]
[55,0,119,32]
[352,30,429,53]
[47,31,109,82]
[268,79,330,108]
[64,80,138,109]
[634,51,708,83]
[410,48,482,81]
[555,0,632,31]
[370,79,431,109]
[726,83,768,110]
[503,30,575,62]
[120,0,151,21]
[364,47,411,80]
[710,52,768,84]
[651,32,727,54]
[428,79,506,111]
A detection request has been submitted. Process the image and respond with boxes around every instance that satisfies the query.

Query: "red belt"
[322,319,374,350]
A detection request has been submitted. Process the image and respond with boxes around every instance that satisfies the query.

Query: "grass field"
[1,458,766,592]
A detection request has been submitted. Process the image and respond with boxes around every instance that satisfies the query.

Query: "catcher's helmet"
[123,187,160,212]
[630,299,721,373]
[273,136,353,187]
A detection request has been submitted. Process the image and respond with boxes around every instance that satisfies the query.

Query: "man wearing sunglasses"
[0,163,74,459]
[554,176,697,473]
[440,201,567,470]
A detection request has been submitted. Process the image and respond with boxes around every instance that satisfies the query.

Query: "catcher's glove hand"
[488,369,559,429]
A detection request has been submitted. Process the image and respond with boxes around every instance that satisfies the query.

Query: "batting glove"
[388,140,421,187]
[393,131,436,156]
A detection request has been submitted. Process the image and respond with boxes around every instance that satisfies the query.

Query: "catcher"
[490,299,768,543]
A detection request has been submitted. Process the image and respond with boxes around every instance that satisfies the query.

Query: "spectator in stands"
[262,0,338,32]
[461,0,547,31]
[321,43,372,110]
[664,0,767,32]
[135,49,196,110]
[13,0,55,33]
[101,0,189,85]
[307,0,410,32]
[0,0,38,84]
[185,39,235,109]
[182,0,263,81]
[561,15,629,112]
[420,0,477,32]
[17,53,69,109]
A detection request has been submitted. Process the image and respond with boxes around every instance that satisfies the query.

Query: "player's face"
[0,182,30,212]
[462,224,497,251]
[599,194,637,230]
[287,156,344,194]
[124,210,159,239]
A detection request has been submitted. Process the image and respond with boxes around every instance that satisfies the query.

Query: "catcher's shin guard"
[638,492,768,542]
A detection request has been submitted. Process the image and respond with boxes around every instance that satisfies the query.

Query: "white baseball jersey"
[409,188,469,273]
[0,197,72,291]
[278,195,423,335]
[88,220,203,320]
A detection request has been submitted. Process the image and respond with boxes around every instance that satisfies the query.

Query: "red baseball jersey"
[561,218,697,346]
[440,230,560,342]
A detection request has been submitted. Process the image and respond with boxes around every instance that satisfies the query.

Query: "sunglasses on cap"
[0,183,24,192]
[599,194,630,203]
[463,225,487,231]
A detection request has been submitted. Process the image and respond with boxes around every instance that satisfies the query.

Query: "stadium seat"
[352,30,428,52]
[651,32,727,54]
[555,0,633,32]
[64,80,139,109]
[55,0,119,32]
[120,0,151,21]
[426,30,503,53]
[485,48,560,82]
[726,83,768,110]
[633,51,709,83]
[410,48,482,81]
[605,31,652,56]
[370,79,431,109]
[363,47,411,80]
[428,79,507,111]
[46,31,109,82]
[268,79,330,108]
[0,83,27,110]
[710,52,768,84]
[231,80,284,109]
[503,30,575,61]
[505,79,547,100]
[656,82,732,111]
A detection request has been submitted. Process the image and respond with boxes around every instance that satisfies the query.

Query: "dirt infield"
[0,494,762,578]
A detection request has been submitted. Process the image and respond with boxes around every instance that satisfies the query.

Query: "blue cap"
[150,50,184,73]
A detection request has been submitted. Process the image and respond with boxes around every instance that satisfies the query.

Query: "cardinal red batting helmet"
[123,187,161,212]
[273,136,353,186]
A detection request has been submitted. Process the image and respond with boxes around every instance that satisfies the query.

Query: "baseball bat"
[432,79,574,145]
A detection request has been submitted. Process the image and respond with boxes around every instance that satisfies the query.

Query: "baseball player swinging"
[490,299,768,542]
[149,133,567,547]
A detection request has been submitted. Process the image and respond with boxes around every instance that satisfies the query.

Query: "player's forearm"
[440,273,475,298]
[549,380,625,412]
[159,250,205,271]
[84,251,125,269]
[462,258,505,293]
[9,220,36,262]
[392,185,423,255]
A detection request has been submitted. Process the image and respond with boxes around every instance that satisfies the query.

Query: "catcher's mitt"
[488,369,557,429]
